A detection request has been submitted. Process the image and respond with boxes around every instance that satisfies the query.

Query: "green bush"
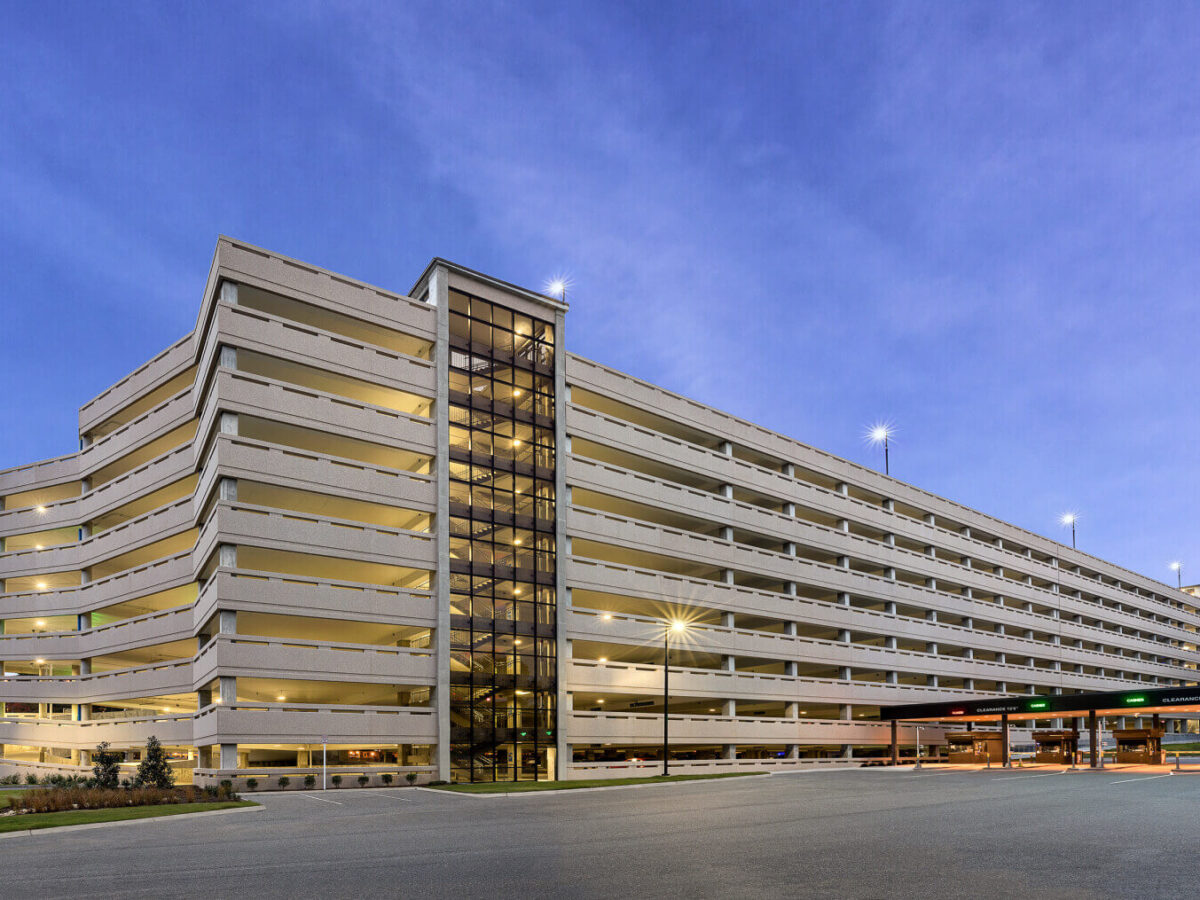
[278,776,291,789]
[92,741,122,789]
[304,774,316,789]
[24,773,39,785]
[134,736,175,789]
[331,775,342,788]
[405,772,418,785]
[381,773,393,785]
[357,775,369,787]
[246,778,259,791]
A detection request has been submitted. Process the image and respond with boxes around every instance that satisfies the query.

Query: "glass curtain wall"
[446,288,557,782]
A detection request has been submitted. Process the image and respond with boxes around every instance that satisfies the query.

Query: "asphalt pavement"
[3,767,1197,899]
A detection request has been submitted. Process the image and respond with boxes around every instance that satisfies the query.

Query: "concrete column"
[219,344,238,369]
[219,609,237,634]
[786,701,799,717]
[218,676,237,705]
[220,280,239,305]
[886,671,898,684]
[219,411,239,435]
[722,569,734,585]
[891,720,899,765]
[219,544,237,568]
[219,477,238,502]
[838,592,850,607]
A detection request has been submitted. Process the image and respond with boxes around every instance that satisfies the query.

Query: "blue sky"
[2,1,1197,584]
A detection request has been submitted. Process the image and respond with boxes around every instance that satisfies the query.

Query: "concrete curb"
[0,802,262,840]
[420,773,773,799]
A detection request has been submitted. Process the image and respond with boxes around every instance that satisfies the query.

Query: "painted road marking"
[295,793,343,804]
[1109,774,1174,784]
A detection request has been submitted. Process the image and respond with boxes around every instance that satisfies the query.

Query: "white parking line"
[996,773,1055,779]
[1109,774,1173,785]
[370,792,413,801]
[295,792,343,804]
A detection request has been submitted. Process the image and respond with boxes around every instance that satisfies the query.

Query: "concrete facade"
[1,236,1197,783]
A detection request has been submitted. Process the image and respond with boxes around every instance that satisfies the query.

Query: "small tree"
[304,774,316,789]
[246,778,259,791]
[381,773,393,786]
[331,774,342,788]
[278,776,291,789]
[92,741,121,789]
[405,772,418,786]
[357,775,369,788]
[134,736,175,789]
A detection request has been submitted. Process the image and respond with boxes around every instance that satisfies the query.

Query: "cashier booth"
[1033,730,1079,764]
[1114,728,1166,765]
[946,731,1004,764]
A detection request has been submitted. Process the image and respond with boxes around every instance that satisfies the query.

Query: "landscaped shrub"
[304,774,316,789]
[9,785,240,814]
[331,775,342,788]
[246,778,259,791]
[277,776,291,789]
[92,742,121,789]
[134,736,175,789]
[405,772,418,785]
[357,775,369,788]
[381,773,393,786]
[218,779,234,799]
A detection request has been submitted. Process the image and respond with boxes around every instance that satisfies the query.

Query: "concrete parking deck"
[3,772,1198,898]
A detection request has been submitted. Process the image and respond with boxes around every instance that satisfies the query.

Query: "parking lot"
[4,766,1198,898]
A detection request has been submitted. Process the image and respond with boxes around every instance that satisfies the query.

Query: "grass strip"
[430,772,756,793]
[0,800,256,833]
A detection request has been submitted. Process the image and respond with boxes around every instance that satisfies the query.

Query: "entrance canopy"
[880,684,1200,724]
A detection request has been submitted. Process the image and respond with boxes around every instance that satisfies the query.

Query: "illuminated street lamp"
[663,619,688,776]
[867,423,893,475]
[545,277,569,304]
[1170,562,1183,590]
[1060,513,1078,549]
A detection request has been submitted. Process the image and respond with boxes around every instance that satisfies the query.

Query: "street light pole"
[1061,513,1077,549]
[1171,562,1182,589]
[868,424,893,475]
[663,629,669,777]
